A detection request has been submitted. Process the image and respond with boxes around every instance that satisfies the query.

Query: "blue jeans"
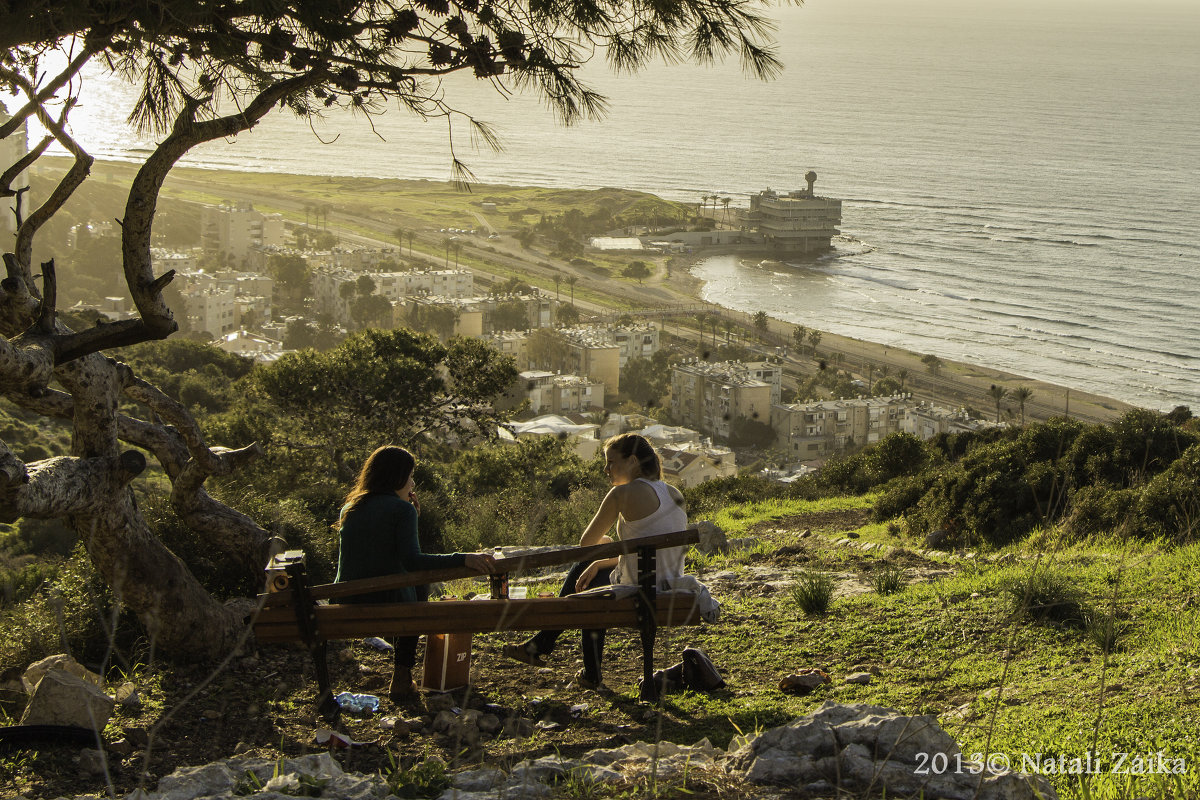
[527,560,614,684]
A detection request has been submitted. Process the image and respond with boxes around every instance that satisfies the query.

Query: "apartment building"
[559,328,621,399]
[903,402,996,440]
[671,359,775,441]
[771,396,910,459]
[200,203,287,263]
[612,323,661,366]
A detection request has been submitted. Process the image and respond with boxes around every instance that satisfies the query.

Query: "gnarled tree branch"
[0,451,144,524]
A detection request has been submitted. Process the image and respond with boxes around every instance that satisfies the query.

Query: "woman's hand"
[464,553,496,573]
[407,490,420,515]
[575,561,602,592]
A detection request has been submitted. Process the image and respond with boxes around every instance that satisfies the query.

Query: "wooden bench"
[252,528,704,716]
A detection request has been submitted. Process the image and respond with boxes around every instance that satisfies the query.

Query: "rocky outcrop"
[727,702,1056,800]
[102,703,1056,800]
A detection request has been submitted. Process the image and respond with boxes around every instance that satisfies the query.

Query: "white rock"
[153,763,239,800]
[729,702,1056,800]
[845,672,872,685]
[696,520,729,553]
[19,670,115,730]
[22,654,102,694]
[452,767,507,792]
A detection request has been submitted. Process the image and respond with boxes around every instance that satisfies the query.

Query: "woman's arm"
[577,485,624,547]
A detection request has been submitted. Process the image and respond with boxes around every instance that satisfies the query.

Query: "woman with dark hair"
[335,445,494,700]
[503,433,688,689]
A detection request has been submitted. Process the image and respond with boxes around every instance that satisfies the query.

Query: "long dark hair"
[604,433,663,480]
[335,445,416,528]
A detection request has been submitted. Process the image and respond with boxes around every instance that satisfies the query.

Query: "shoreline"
[662,252,1135,426]
[55,158,1138,425]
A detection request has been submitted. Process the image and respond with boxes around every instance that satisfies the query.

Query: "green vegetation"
[789,571,834,616]
[1,329,1197,799]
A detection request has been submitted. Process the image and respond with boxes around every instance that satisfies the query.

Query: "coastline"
[59,158,1137,425]
[662,252,1136,426]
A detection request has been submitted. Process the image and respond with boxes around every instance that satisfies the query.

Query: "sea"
[29,0,1200,411]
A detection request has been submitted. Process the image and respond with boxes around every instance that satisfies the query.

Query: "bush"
[1001,566,1084,624]
[790,571,834,616]
[872,565,905,595]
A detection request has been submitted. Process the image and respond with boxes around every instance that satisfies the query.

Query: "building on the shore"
[742,172,841,255]
[670,359,780,441]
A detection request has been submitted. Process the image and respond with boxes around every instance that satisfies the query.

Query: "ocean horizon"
[26,0,1200,411]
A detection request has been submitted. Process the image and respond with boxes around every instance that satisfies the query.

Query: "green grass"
[652,516,1200,800]
[789,571,834,616]
[708,494,876,538]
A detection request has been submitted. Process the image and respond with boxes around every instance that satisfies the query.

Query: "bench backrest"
[261,527,699,608]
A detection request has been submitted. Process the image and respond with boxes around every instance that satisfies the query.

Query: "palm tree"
[989,384,1008,423]
[1012,386,1034,425]
[897,368,909,392]
[807,329,822,356]
[793,324,808,352]
[695,312,707,345]
[452,241,462,268]
[721,197,731,224]
[723,318,733,343]
[442,237,453,268]
[406,231,415,258]
[554,272,561,301]
[567,274,578,305]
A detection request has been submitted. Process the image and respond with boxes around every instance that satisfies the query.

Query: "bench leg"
[312,642,339,721]
[638,618,659,702]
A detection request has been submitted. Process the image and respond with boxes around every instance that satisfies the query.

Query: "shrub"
[790,571,834,616]
[1001,566,1084,624]
[872,565,905,595]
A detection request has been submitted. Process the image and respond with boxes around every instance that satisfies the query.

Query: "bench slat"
[252,593,705,640]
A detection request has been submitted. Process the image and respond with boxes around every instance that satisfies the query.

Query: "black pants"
[527,560,614,684]
[392,583,429,670]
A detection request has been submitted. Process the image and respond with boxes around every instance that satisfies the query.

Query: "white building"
[500,415,601,460]
[189,287,238,335]
[743,173,842,255]
[201,203,287,263]
[212,329,284,362]
[659,442,738,488]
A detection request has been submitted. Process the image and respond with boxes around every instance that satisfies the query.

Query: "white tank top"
[612,478,689,587]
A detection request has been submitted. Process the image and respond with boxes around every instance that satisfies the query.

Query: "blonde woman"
[504,433,687,689]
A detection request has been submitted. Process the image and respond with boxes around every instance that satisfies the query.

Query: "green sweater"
[334,493,466,604]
